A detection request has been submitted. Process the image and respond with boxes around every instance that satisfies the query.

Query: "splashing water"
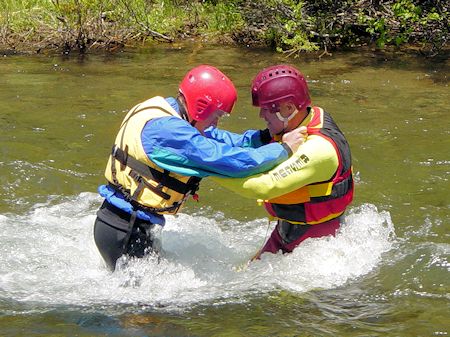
[0,193,395,313]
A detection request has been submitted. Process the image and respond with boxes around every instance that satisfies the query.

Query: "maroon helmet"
[251,64,311,113]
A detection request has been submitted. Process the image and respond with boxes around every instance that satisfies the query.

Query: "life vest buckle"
[129,170,141,182]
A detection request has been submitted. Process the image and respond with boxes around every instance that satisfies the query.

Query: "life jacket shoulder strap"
[120,101,180,129]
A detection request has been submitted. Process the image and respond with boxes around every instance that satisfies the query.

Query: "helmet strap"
[176,96,189,122]
[176,96,197,127]
[274,106,311,135]
[275,109,298,130]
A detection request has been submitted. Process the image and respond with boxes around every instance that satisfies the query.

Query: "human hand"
[282,126,307,153]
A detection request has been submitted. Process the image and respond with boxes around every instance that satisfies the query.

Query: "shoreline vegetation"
[1,0,448,57]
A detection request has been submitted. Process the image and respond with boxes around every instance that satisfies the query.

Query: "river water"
[0,45,448,336]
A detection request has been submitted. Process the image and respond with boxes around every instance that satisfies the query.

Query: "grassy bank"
[0,0,448,56]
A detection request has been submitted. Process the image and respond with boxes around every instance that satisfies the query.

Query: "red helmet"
[179,65,237,121]
[251,64,311,113]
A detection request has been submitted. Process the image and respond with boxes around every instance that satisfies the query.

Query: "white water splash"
[0,194,395,312]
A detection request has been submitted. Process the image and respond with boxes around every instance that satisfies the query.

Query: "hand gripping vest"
[264,107,353,225]
[104,96,201,215]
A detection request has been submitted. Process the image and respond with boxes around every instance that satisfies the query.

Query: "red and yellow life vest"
[104,96,201,215]
[264,107,353,224]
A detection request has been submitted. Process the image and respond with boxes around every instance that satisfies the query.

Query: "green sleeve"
[211,135,339,200]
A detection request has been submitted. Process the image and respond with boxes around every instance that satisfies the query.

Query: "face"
[194,109,227,134]
[259,102,293,135]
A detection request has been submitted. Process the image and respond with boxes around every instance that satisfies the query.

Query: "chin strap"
[176,96,197,127]
[274,106,311,137]
[275,109,298,131]
[176,97,189,121]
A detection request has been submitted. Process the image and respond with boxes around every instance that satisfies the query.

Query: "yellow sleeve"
[211,135,339,200]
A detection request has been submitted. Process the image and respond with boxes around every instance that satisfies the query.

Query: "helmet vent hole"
[197,98,209,112]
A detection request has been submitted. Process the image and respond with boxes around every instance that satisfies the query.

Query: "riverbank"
[1,0,448,57]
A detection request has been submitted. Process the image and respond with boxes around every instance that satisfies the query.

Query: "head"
[179,65,237,133]
[251,64,311,135]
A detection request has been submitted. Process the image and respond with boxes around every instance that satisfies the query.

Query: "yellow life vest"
[104,96,200,215]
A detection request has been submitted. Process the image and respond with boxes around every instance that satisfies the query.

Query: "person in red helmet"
[213,64,353,259]
[93,65,306,271]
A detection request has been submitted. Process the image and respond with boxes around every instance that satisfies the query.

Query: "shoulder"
[301,135,338,161]
[145,115,189,129]
[142,116,199,142]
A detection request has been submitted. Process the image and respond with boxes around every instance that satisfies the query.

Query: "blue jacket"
[99,97,290,225]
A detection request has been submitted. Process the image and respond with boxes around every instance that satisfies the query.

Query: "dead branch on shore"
[118,0,173,43]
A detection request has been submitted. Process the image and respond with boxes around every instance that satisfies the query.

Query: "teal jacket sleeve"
[141,117,291,178]
[203,126,268,148]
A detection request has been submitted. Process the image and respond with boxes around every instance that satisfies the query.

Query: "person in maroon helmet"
[93,65,306,270]
[213,64,354,259]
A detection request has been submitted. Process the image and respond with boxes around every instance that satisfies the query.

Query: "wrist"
[281,142,293,157]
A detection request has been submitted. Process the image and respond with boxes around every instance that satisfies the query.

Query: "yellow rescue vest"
[105,96,200,215]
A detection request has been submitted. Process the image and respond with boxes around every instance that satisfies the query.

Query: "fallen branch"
[119,0,173,43]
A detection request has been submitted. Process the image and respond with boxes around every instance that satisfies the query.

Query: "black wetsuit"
[93,201,156,271]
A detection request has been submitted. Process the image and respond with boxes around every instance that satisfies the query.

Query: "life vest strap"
[129,169,171,200]
[107,182,182,214]
[310,174,353,203]
[112,145,199,195]
[122,210,137,250]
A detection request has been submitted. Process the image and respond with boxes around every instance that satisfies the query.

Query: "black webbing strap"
[129,169,171,200]
[278,220,311,244]
[111,144,128,183]
[310,174,353,203]
[111,145,198,195]
[332,174,353,198]
[107,183,184,214]
[111,151,118,184]
[131,174,146,200]
[122,210,137,250]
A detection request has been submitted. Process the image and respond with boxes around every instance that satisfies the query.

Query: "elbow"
[242,180,273,200]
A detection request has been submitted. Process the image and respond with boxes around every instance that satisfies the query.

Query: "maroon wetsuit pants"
[254,217,341,259]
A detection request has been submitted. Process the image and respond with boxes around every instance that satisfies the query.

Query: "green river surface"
[0,44,449,336]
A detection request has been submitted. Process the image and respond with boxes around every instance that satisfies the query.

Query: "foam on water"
[0,193,396,313]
